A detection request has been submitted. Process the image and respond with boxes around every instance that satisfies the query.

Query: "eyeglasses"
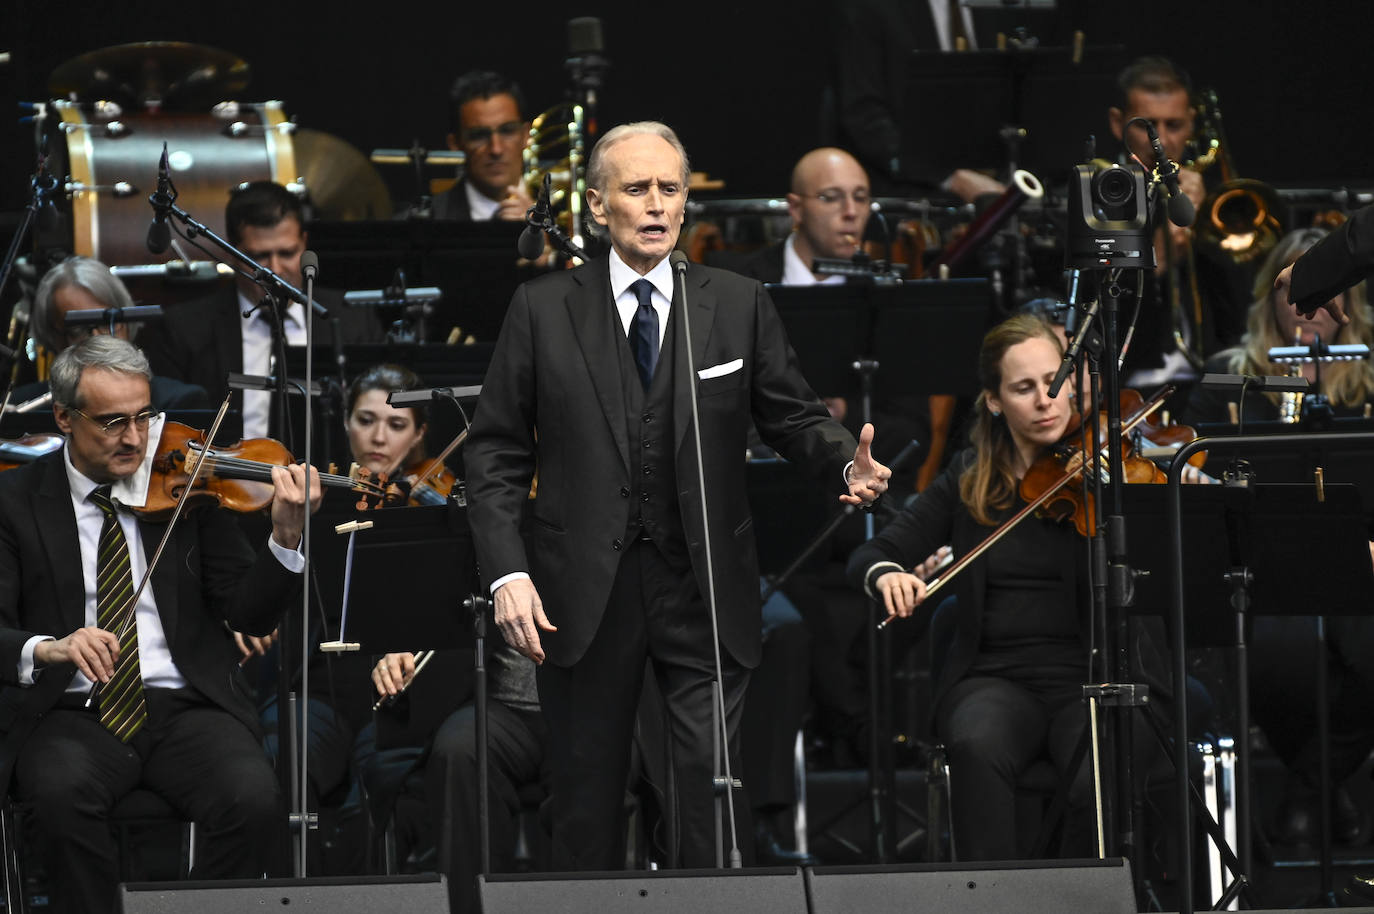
[460,121,526,147]
[807,189,872,208]
[69,407,161,436]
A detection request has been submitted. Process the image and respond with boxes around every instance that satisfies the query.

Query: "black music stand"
[899,45,1125,181]
[767,279,992,863]
[1139,473,1374,911]
[769,278,993,400]
[309,501,499,876]
[306,220,533,343]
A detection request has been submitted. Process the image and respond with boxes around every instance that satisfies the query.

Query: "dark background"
[2,0,1369,217]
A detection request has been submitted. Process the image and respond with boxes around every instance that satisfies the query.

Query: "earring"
[990,410,1001,417]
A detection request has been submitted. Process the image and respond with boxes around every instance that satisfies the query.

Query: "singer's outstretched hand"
[841,423,891,506]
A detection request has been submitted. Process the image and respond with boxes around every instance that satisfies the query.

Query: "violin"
[401,457,459,506]
[0,433,64,471]
[1021,388,1173,538]
[139,421,395,518]
[396,427,468,507]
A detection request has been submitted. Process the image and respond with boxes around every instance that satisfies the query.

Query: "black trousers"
[741,590,810,814]
[427,700,546,914]
[13,687,281,914]
[936,675,1094,861]
[537,537,751,870]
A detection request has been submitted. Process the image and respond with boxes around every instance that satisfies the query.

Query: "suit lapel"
[565,262,631,472]
[673,264,718,452]
[32,455,88,636]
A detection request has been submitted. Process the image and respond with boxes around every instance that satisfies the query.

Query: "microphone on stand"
[1142,122,1195,228]
[517,174,553,260]
[146,143,173,254]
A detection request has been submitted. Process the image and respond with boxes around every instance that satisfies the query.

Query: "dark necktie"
[629,279,660,391]
[90,485,147,742]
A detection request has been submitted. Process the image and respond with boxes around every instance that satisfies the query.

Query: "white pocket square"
[698,358,743,380]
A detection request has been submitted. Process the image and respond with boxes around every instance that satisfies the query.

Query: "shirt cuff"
[268,535,306,573]
[490,571,531,595]
[20,635,54,686]
[843,460,856,487]
[863,561,907,600]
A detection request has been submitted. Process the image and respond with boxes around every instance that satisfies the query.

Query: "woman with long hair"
[847,312,1098,860]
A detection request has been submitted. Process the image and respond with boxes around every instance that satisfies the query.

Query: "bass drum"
[54,99,297,265]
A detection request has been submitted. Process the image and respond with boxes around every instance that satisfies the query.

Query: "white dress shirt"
[781,233,848,287]
[239,292,308,439]
[465,180,503,221]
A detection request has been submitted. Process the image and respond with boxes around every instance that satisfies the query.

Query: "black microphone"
[670,249,689,276]
[517,175,553,260]
[1143,122,1195,228]
[301,250,319,281]
[146,143,173,254]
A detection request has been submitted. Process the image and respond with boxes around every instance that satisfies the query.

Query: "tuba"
[1190,89,1283,265]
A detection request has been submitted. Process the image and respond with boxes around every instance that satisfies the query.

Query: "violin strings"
[185,449,384,495]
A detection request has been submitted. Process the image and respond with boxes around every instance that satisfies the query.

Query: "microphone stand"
[147,176,328,875]
[0,148,60,416]
[670,252,743,869]
[524,196,590,264]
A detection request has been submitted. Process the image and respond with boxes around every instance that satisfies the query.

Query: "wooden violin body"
[140,421,392,517]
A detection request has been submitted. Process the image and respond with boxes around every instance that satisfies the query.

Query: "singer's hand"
[494,577,556,664]
[34,626,121,684]
[497,183,535,223]
[232,627,277,663]
[840,423,891,506]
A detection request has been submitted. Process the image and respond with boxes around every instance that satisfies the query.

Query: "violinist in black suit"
[0,335,321,914]
[464,121,891,869]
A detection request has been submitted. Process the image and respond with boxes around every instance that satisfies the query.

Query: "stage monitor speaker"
[806,858,1136,914]
[479,866,806,914]
[118,874,448,912]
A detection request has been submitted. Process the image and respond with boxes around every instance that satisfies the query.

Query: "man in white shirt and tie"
[0,335,322,914]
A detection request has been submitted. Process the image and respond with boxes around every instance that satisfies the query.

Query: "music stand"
[899,45,1125,181]
[309,501,499,876]
[306,220,533,343]
[1163,434,1374,914]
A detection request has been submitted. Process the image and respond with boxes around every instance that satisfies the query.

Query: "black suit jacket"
[136,284,380,408]
[431,178,475,221]
[465,256,856,669]
[735,241,786,284]
[0,451,300,745]
[1292,203,1374,314]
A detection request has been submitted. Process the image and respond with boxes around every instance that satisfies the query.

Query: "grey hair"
[585,121,691,196]
[32,256,134,353]
[49,335,151,408]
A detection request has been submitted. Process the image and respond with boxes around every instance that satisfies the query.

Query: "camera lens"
[1092,165,1136,208]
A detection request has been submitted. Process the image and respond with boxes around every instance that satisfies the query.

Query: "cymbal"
[49,41,251,109]
[293,129,394,221]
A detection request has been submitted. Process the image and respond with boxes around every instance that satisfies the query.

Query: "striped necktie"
[89,485,147,742]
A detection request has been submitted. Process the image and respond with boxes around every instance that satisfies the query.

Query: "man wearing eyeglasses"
[432,71,535,223]
[737,148,872,286]
[0,334,322,914]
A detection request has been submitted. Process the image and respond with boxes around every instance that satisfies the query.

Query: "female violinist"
[344,363,457,504]
[847,312,1099,860]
